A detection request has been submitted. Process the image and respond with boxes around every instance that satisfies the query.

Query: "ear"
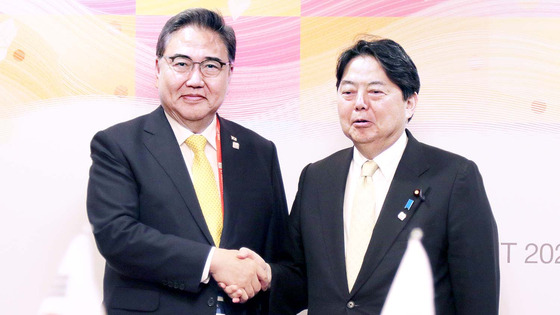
[405,92,418,120]
[226,64,233,84]
[155,58,161,88]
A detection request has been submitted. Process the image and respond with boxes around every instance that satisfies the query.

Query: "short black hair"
[156,8,236,63]
[335,37,420,100]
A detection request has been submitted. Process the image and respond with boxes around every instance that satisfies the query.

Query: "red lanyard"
[215,119,224,216]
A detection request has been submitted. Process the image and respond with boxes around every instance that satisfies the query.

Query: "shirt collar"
[164,112,218,150]
[352,131,408,179]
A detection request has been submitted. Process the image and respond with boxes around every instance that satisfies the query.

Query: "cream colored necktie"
[346,160,379,291]
[185,135,223,247]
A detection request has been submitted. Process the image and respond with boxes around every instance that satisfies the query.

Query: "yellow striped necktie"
[185,135,223,247]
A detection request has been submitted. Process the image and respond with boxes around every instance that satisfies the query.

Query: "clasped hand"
[210,247,271,303]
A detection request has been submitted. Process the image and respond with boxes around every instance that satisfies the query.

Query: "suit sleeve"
[269,164,310,314]
[86,130,211,293]
[263,143,290,263]
[447,160,500,314]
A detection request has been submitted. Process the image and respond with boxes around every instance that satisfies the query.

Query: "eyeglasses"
[162,55,231,77]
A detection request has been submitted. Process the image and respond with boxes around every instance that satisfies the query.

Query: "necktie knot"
[361,160,378,178]
[186,134,207,153]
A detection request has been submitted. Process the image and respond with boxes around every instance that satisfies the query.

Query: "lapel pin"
[232,142,239,150]
[398,211,407,221]
[404,199,414,210]
[414,188,426,201]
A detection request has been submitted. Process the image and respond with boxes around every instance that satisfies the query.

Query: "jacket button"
[208,297,215,307]
[347,301,355,309]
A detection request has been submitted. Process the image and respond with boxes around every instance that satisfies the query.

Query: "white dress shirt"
[343,132,408,247]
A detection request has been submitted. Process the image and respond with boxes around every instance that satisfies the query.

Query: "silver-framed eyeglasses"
[163,55,231,77]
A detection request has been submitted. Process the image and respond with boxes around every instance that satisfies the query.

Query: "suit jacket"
[271,129,499,315]
[87,106,288,314]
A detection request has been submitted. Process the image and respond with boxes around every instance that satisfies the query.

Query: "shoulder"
[90,107,164,154]
[406,131,473,169]
[310,147,353,168]
[91,107,160,144]
[100,107,160,136]
[421,142,469,164]
[299,147,353,179]
[396,131,487,188]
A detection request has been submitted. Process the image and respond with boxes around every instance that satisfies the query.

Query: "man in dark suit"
[228,37,500,314]
[86,8,288,314]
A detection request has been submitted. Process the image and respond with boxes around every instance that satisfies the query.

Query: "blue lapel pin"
[404,199,414,210]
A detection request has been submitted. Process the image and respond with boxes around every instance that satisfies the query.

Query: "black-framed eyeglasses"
[162,55,231,77]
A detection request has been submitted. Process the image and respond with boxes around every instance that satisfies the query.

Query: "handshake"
[210,247,271,303]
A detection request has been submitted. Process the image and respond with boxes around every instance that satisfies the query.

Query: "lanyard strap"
[215,118,224,217]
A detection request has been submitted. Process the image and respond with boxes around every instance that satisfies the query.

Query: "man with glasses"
[87,8,288,314]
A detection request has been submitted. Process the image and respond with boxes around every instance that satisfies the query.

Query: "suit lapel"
[142,106,214,245]
[319,148,354,294]
[351,130,431,294]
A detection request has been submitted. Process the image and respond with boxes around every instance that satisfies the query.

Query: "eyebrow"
[340,80,386,86]
[168,54,226,63]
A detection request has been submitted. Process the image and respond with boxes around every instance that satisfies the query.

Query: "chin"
[349,131,377,142]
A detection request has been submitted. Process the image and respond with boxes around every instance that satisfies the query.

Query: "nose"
[185,64,204,88]
[354,91,368,110]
